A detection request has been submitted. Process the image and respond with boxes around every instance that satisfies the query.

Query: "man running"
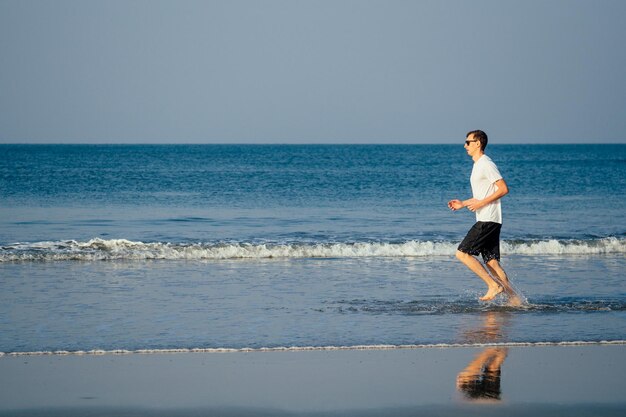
[448,130,520,304]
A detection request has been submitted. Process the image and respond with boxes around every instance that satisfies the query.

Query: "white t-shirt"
[470,155,503,224]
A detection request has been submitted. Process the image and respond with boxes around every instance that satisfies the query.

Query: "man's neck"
[472,151,485,163]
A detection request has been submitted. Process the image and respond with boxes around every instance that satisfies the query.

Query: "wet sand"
[1,344,625,416]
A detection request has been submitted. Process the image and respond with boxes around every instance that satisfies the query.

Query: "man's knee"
[486,258,501,269]
[456,250,469,261]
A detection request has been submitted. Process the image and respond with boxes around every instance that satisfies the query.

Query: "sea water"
[0,144,625,354]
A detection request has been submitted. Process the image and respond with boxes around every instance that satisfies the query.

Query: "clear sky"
[1,0,625,144]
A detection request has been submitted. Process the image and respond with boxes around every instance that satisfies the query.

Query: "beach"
[3,0,626,412]
[1,344,625,416]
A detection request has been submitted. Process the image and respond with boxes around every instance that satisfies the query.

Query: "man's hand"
[448,199,464,211]
[465,198,483,212]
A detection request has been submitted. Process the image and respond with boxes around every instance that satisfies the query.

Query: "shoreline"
[2,344,624,416]
[2,339,626,357]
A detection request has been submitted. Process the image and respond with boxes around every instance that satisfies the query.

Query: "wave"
[1,237,625,262]
[2,340,625,357]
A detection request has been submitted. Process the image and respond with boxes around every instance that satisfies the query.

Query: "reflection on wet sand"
[457,347,508,401]
[457,312,509,402]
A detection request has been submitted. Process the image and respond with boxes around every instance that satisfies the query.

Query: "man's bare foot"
[479,285,503,301]
[506,295,524,307]
[498,284,524,307]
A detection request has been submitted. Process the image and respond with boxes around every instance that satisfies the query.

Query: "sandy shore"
[1,344,625,416]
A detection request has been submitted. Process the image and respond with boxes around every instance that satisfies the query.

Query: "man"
[448,130,520,304]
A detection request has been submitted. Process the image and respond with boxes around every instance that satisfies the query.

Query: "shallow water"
[1,254,624,353]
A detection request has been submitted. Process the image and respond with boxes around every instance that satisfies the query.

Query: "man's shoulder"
[476,155,502,178]
[476,154,497,167]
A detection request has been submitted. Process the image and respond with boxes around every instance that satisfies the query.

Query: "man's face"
[464,134,480,155]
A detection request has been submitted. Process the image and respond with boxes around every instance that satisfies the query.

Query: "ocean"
[1,144,625,354]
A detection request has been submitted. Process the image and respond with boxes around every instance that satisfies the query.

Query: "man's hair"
[466,130,488,151]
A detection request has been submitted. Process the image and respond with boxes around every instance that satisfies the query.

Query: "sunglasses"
[465,139,479,146]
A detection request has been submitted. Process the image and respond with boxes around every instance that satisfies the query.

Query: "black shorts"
[457,221,502,263]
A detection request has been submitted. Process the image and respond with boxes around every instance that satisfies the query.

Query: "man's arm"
[465,179,509,212]
[448,196,479,210]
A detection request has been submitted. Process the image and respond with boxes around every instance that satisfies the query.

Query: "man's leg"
[456,250,502,301]
[486,259,522,306]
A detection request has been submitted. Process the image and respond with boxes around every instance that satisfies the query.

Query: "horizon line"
[1,141,625,146]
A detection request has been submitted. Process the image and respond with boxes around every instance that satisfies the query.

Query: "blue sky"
[1,0,625,144]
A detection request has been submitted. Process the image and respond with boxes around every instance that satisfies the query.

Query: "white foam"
[501,237,626,255]
[1,237,625,262]
[2,340,625,357]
